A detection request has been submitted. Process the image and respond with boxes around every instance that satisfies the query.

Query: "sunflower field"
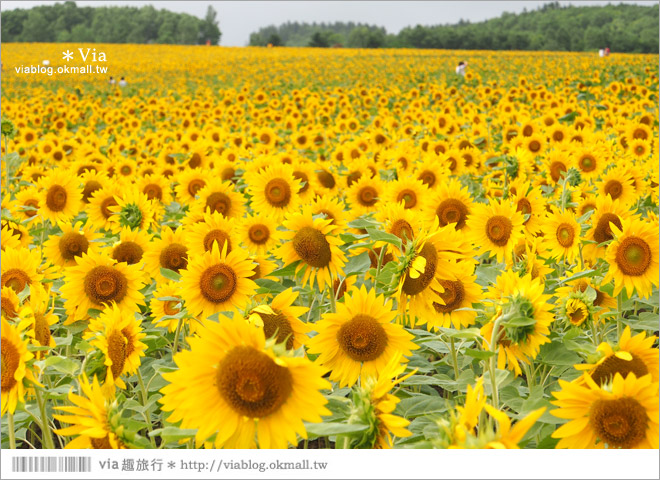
[1,44,658,452]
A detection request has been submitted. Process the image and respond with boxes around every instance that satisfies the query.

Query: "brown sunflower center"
[187,179,206,197]
[34,312,51,347]
[100,197,118,219]
[436,199,469,229]
[46,185,68,212]
[390,219,414,245]
[433,279,465,313]
[402,243,438,295]
[357,186,378,207]
[83,265,128,305]
[333,277,347,299]
[337,314,388,362]
[159,243,188,273]
[199,264,237,303]
[418,170,436,187]
[163,298,181,316]
[593,213,622,244]
[579,155,596,172]
[1,295,18,319]
[23,199,39,218]
[205,192,232,216]
[112,241,144,265]
[549,161,567,182]
[203,230,232,253]
[248,224,270,245]
[590,353,649,387]
[257,311,295,349]
[603,180,623,200]
[556,223,575,248]
[107,330,127,379]
[90,436,113,449]
[347,171,362,187]
[82,180,102,203]
[1,338,19,392]
[486,216,513,246]
[58,232,89,261]
[516,198,532,223]
[264,178,292,208]
[590,397,648,448]
[2,269,31,293]
[317,170,335,189]
[397,189,417,209]
[292,171,310,193]
[615,236,651,276]
[143,183,163,201]
[292,227,332,268]
[528,140,541,153]
[216,346,293,418]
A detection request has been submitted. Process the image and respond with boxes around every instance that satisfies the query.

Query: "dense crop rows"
[1,44,658,450]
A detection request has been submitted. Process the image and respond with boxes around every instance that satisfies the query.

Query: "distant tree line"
[1,1,221,45]
[249,2,658,53]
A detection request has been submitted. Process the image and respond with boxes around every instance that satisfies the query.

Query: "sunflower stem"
[449,337,460,380]
[136,368,155,445]
[488,313,505,409]
[34,385,55,449]
[616,291,624,338]
[327,285,336,314]
[8,412,17,449]
[172,317,184,355]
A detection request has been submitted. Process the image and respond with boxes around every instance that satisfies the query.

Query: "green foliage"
[248,3,658,52]
[1,2,222,45]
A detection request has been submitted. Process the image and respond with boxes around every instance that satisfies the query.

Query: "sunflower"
[192,177,245,220]
[85,184,122,231]
[596,166,636,207]
[481,272,554,376]
[555,268,616,322]
[575,326,659,386]
[247,288,309,350]
[375,200,422,256]
[137,173,174,205]
[382,177,429,211]
[14,186,42,224]
[143,226,189,283]
[541,207,581,263]
[346,175,384,217]
[543,149,572,184]
[174,168,209,203]
[1,218,30,249]
[54,374,126,449]
[180,242,257,319]
[551,372,659,449]
[414,153,450,190]
[185,212,237,255]
[159,317,330,448]
[573,145,607,180]
[246,164,302,222]
[79,169,108,204]
[107,187,157,234]
[234,214,278,258]
[467,199,525,263]
[275,211,346,291]
[1,317,36,416]
[582,195,630,263]
[428,260,482,330]
[150,282,186,332]
[84,303,147,391]
[60,251,147,322]
[511,182,545,235]
[397,225,471,325]
[37,169,82,223]
[425,178,474,231]
[308,285,418,387]
[1,247,43,294]
[247,253,277,282]
[1,223,21,252]
[308,195,349,232]
[1,286,21,320]
[290,160,321,202]
[604,217,659,299]
[109,227,152,268]
[43,221,101,268]
[18,283,58,356]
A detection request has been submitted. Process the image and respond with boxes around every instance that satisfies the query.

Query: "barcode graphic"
[11,456,92,473]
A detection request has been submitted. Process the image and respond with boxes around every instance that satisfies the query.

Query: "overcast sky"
[2,1,656,46]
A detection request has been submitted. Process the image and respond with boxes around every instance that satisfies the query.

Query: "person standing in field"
[456,61,468,77]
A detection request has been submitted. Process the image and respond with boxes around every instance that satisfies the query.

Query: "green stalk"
[34,386,55,449]
[617,291,624,338]
[449,336,460,380]
[172,316,184,355]
[8,412,16,449]
[488,314,505,409]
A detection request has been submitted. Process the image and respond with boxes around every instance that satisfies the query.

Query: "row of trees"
[249,2,658,53]
[1,1,221,45]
